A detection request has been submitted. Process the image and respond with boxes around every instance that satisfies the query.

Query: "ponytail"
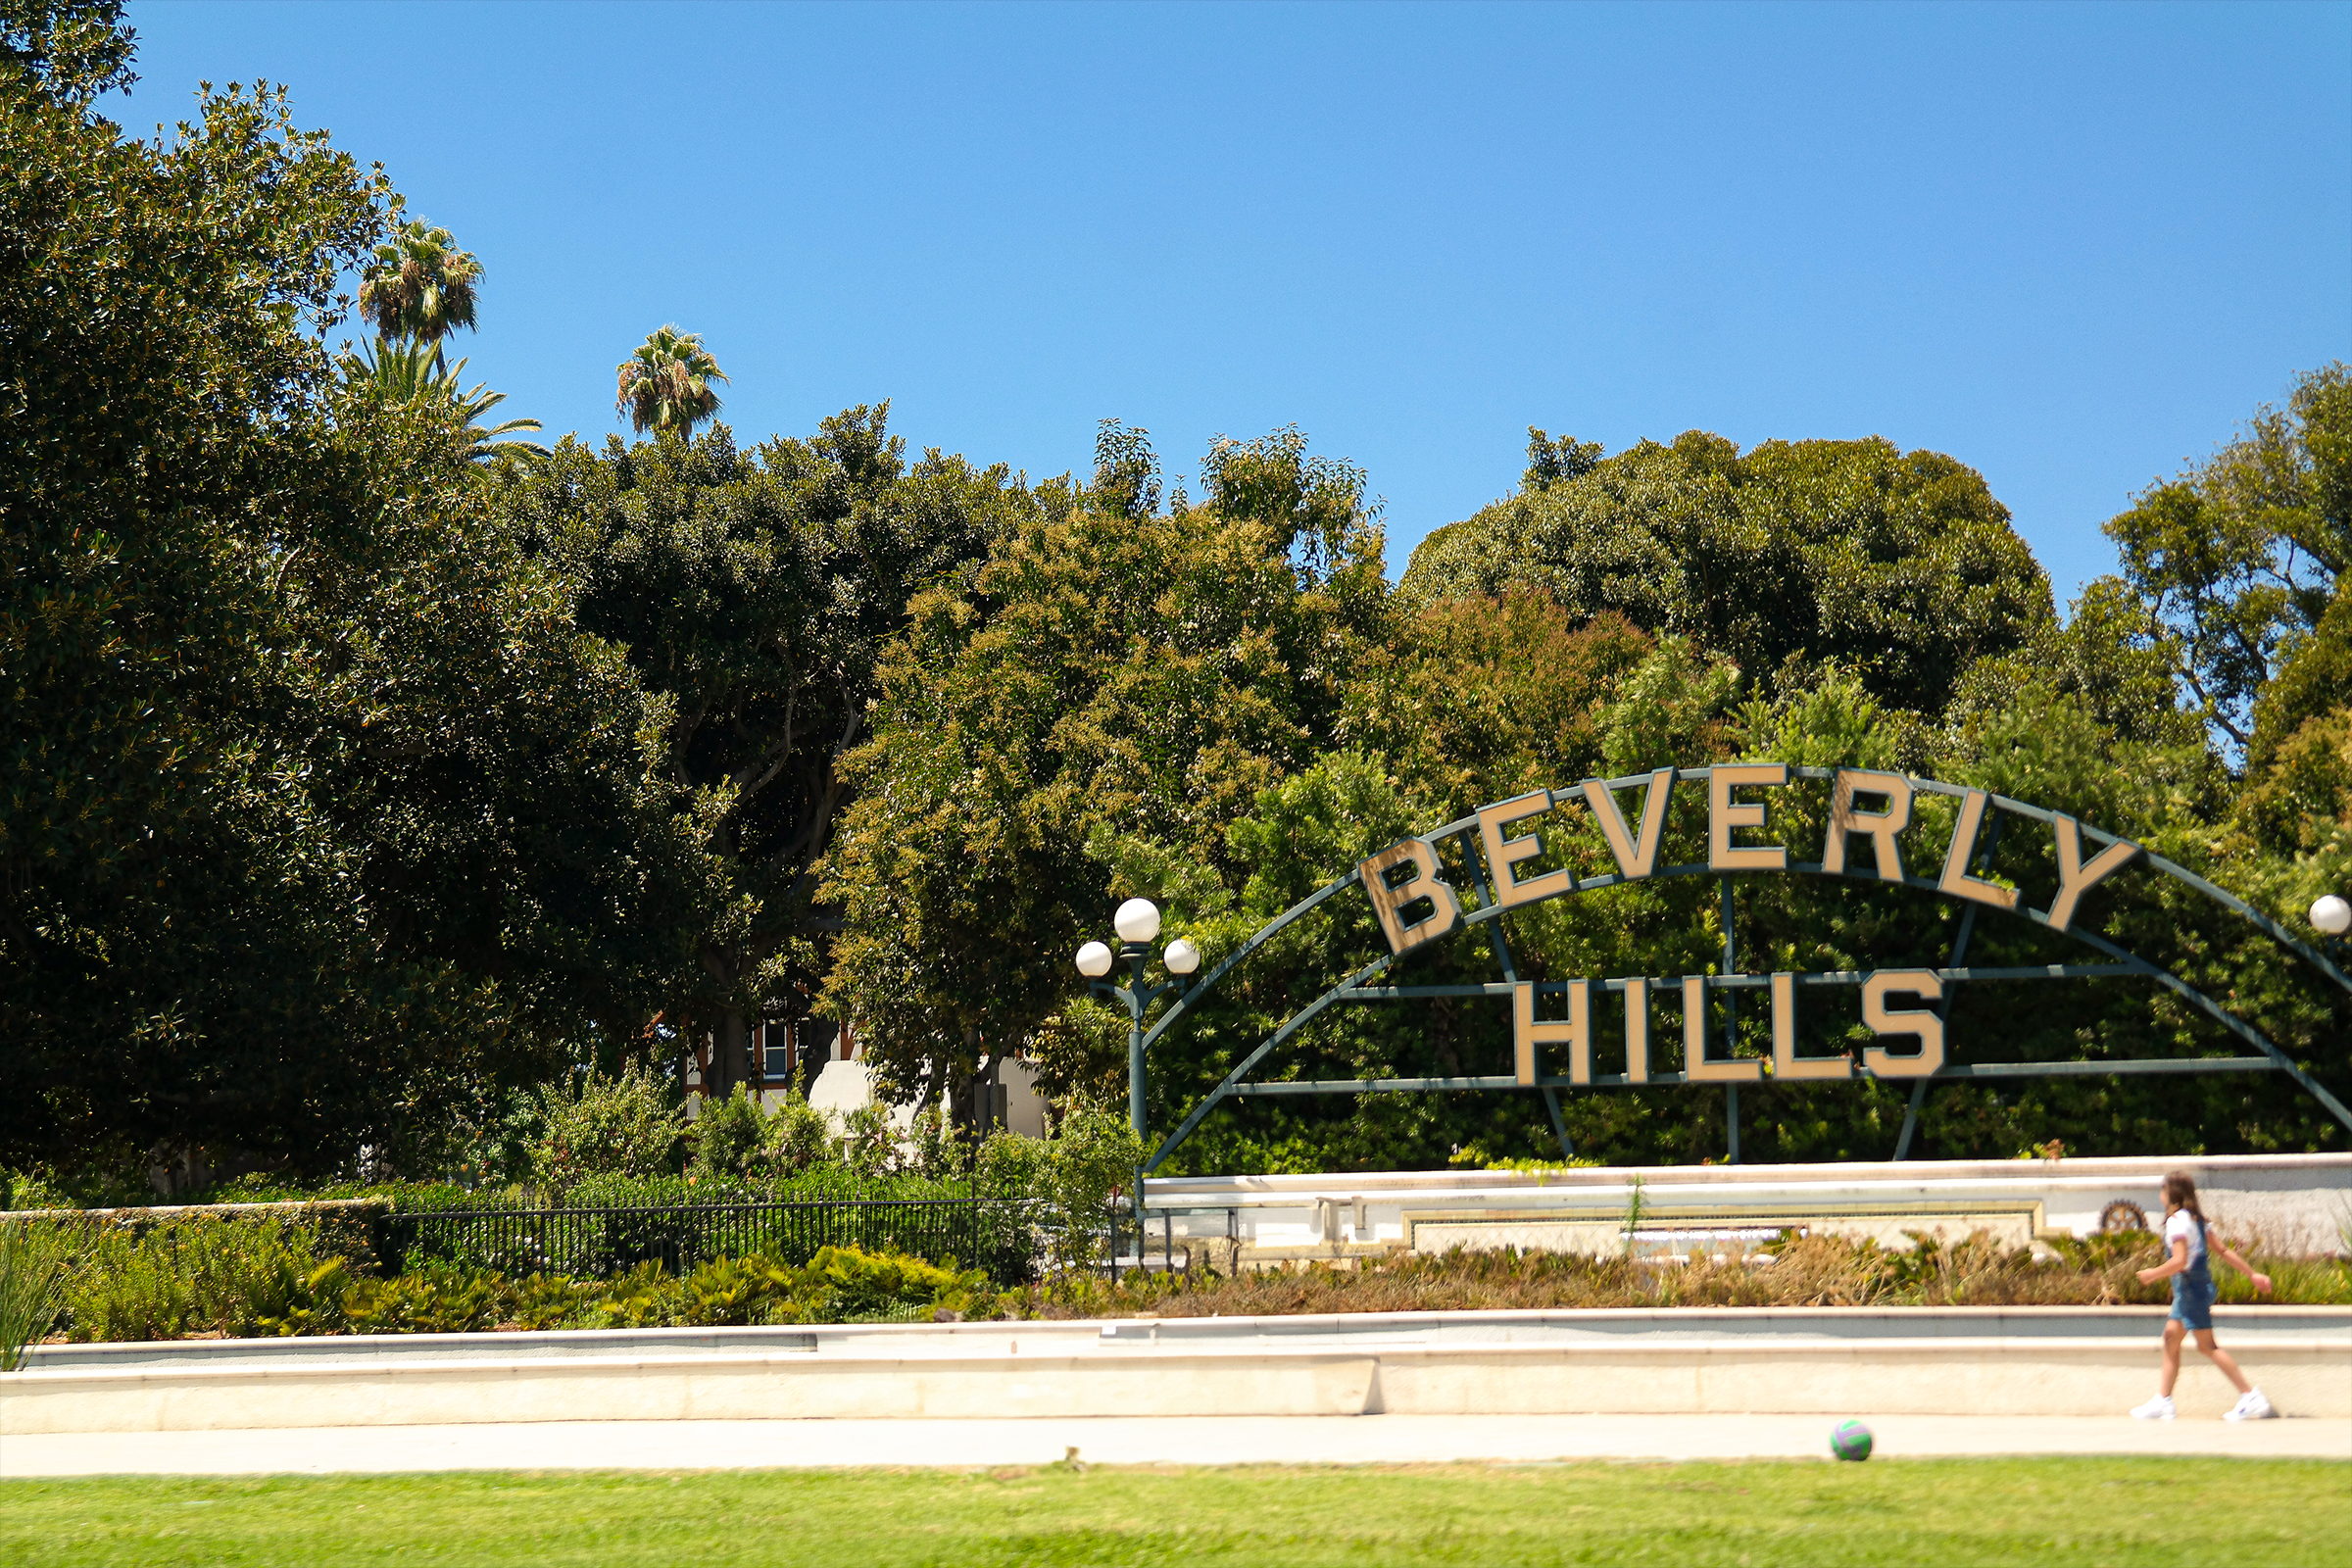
[2161,1170,2205,1223]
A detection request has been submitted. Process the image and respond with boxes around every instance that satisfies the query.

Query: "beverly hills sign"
[1134,762,2352,1172]
[1359,765,2138,1087]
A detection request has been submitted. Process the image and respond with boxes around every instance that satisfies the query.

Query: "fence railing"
[389,1198,1043,1286]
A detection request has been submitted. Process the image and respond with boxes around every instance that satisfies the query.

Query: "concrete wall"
[760,1057,1046,1139]
[10,1309,2345,1433]
[1140,1153,2352,1269]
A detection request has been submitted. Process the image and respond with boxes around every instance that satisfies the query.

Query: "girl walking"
[2131,1170,2276,1420]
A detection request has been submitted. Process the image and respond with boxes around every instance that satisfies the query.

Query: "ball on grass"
[1831,1420,1873,1461]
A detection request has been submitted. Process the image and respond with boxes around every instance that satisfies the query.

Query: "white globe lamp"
[1113,897,1161,945]
[1075,941,1114,978]
[1163,936,1201,976]
[2313,895,2352,937]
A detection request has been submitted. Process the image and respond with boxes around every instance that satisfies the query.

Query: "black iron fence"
[389,1198,1042,1286]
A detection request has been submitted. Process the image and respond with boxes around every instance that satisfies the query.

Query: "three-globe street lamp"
[1075,897,1200,1139]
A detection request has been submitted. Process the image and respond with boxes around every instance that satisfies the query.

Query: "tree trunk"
[711,1009,751,1102]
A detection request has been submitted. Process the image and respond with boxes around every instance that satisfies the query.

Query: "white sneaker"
[2224,1389,2277,1421]
[2131,1394,2177,1420]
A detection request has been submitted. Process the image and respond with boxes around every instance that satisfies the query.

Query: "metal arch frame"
[1135,765,2352,1175]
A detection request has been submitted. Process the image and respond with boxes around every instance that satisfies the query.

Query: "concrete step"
[8,1310,2346,1434]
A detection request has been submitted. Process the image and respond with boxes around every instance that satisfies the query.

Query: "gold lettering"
[1770,971,1847,1079]
[1685,974,1762,1081]
[1936,790,2019,910]
[1358,839,1464,956]
[2044,815,2141,932]
[1583,769,1675,879]
[1479,791,1575,909]
[1513,980,1590,1086]
[1861,969,1945,1078]
[1825,769,1912,881]
[1624,978,1649,1083]
[1709,763,1789,871]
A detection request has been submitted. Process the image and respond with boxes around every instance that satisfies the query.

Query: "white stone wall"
[755,1055,1047,1140]
[1138,1153,2352,1263]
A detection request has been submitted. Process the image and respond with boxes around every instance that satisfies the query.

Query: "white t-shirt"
[2164,1207,2207,1267]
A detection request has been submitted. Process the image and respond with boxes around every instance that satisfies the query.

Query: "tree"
[2,13,713,1182]
[2102,363,2349,754]
[339,336,548,474]
[615,325,727,440]
[1404,428,2053,717]
[358,214,482,361]
[0,0,134,106]
[819,423,1391,1123]
[0,34,446,1171]
[2235,577,2352,858]
[1521,426,1601,493]
[493,408,1022,1098]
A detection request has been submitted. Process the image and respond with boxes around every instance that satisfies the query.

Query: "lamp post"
[1075,897,1200,1140]
[2314,894,2351,954]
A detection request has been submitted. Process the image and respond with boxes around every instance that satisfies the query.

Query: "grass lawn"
[2,1458,2344,1567]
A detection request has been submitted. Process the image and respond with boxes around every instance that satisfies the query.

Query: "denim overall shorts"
[2170,1216,2216,1332]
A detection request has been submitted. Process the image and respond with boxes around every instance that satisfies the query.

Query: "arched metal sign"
[1138,764,2352,1173]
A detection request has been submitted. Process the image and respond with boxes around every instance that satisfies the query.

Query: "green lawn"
[3,1459,2343,1567]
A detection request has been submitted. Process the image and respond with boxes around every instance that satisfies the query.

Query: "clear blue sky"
[126,1,2350,602]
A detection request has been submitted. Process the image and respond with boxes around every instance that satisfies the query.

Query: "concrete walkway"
[6,1412,2344,1476]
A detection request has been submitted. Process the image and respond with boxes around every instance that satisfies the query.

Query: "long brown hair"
[2161,1170,2205,1223]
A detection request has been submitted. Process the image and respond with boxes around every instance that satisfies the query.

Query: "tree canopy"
[492,408,1023,1096]
[4,6,2342,1187]
[1403,430,2053,717]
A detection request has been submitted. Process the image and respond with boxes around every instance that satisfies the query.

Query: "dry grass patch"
[1008,1231,2352,1319]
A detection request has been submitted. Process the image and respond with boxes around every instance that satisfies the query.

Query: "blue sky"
[126,1,2349,602]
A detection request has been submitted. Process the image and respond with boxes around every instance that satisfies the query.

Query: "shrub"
[680,1253,786,1326]
[58,1215,347,1342]
[902,1105,975,1182]
[688,1086,768,1182]
[342,1264,505,1335]
[978,1102,1146,1274]
[834,1102,899,1176]
[1,1222,73,1367]
[765,1091,832,1175]
[512,1273,592,1331]
[587,1260,681,1328]
[528,1062,682,1200]
[975,1128,1051,1200]
[789,1246,990,1322]
[2,1169,74,1213]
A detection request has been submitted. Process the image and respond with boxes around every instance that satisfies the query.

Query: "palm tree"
[615,326,727,440]
[358,218,483,363]
[341,338,549,475]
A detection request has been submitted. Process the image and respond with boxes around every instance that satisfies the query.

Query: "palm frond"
[358,217,484,344]
[614,324,728,437]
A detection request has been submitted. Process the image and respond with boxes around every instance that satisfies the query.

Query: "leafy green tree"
[0,35,442,1171]
[0,0,133,105]
[1521,426,1602,492]
[494,408,1022,1096]
[2232,575,2352,899]
[358,215,482,360]
[1952,576,2208,752]
[339,337,547,473]
[614,325,727,440]
[819,423,1390,1121]
[1339,592,1649,823]
[3,13,716,1181]
[2102,363,2349,752]
[1163,636,1748,1175]
[1404,428,2052,717]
